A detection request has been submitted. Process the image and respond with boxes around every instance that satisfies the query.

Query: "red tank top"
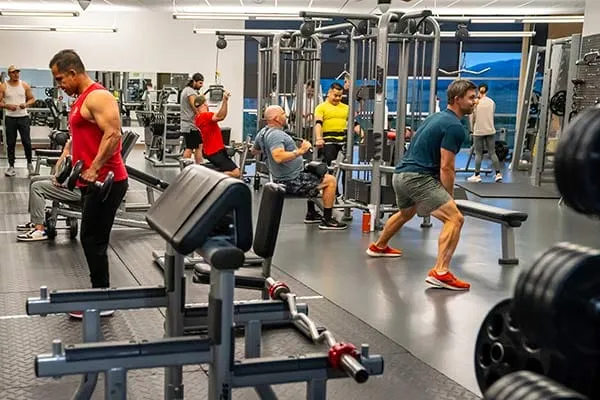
[68,82,127,186]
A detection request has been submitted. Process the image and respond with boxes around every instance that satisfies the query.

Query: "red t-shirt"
[195,112,224,156]
[68,82,128,187]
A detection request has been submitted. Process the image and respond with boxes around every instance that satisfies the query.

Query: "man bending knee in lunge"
[366,79,477,291]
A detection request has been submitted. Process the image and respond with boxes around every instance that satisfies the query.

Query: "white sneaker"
[467,174,482,183]
[27,163,35,176]
[4,167,15,177]
[16,229,48,242]
[16,222,36,231]
[495,173,503,182]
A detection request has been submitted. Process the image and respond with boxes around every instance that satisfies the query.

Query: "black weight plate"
[533,243,590,350]
[528,243,584,343]
[46,219,57,240]
[513,245,561,323]
[475,299,526,393]
[56,155,72,184]
[516,243,579,346]
[484,370,532,400]
[556,109,600,214]
[69,218,78,239]
[572,111,600,215]
[99,171,114,202]
[514,245,575,345]
[555,110,589,213]
[529,244,585,349]
[514,371,590,400]
[564,110,598,214]
[544,244,600,358]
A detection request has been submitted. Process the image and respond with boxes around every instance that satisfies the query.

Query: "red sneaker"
[366,243,402,257]
[425,269,470,291]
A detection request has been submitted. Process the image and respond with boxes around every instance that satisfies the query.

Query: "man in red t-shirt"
[193,92,240,178]
[49,49,128,318]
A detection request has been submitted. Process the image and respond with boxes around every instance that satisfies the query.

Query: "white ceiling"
[0,0,586,15]
[173,0,586,15]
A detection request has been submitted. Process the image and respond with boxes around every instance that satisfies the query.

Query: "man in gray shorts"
[16,140,81,241]
[253,105,347,230]
[180,73,204,164]
[366,79,478,291]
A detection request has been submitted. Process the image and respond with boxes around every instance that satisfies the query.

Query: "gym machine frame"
[302,10,440,229]
[530,35,581,187]
[144,103,183,168]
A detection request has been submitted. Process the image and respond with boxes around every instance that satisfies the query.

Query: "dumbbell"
[63,160,114,202]
[55,155,73,183]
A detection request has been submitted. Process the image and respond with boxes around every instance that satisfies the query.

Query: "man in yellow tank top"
[314,82,362,167]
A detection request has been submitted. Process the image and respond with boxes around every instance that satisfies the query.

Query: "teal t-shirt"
[395,109,466,177]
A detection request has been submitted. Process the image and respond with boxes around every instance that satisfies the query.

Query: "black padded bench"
[193,182,285,296]
[455,199,528,265]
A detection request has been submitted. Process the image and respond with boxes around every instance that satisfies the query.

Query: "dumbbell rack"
[144,103,182,167]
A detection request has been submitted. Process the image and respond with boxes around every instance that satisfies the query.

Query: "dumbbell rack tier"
[144,103,182,167]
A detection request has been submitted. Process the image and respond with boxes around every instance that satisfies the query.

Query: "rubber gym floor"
[1,148,598,399]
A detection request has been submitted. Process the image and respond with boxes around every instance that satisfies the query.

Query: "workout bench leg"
[499,225,519,265]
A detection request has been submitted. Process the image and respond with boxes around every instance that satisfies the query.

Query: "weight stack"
[347,179,396,205]
[360,129,392,163]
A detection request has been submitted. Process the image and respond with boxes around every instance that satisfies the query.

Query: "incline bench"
[455,199,528,265]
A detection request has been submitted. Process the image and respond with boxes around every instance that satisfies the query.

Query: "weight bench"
[455,199,528,265]
[193,182,285,297]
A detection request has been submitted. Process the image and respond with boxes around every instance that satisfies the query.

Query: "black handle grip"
[341,354,369,383]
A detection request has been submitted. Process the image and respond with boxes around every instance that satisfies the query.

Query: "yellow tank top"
[315,101,349,141]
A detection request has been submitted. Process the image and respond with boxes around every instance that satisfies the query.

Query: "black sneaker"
[304,211,323,224]
[318,218,348,230]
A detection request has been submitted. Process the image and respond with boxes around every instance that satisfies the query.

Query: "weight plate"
[69,218,78,239]
[484,370,535,400]
[555,111,586,213]
[512,371,589,400]
[556,108,600,214]
[544,244,600,358]
[572,111,600,215]
[475,299,527,393]
[514,245,573,344]
[568,109,600,215]
[529,243,584,348]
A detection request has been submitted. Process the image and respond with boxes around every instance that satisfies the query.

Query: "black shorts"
[274,171,322,198]
[184,129,202,150]
[206,149,238,172]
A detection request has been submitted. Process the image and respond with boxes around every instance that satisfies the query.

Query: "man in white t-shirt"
[0,65,36,177]
[468,83,502,183]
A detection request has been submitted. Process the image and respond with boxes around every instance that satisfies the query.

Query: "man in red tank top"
[49,49,129,318]
[193,92,240,178]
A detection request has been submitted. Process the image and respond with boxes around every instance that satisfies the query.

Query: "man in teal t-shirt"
[366,79,477,291]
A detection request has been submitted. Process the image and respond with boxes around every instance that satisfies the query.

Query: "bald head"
[264,105,286,128]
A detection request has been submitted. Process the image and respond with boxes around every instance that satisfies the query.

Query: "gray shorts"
[392,172,452,215]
